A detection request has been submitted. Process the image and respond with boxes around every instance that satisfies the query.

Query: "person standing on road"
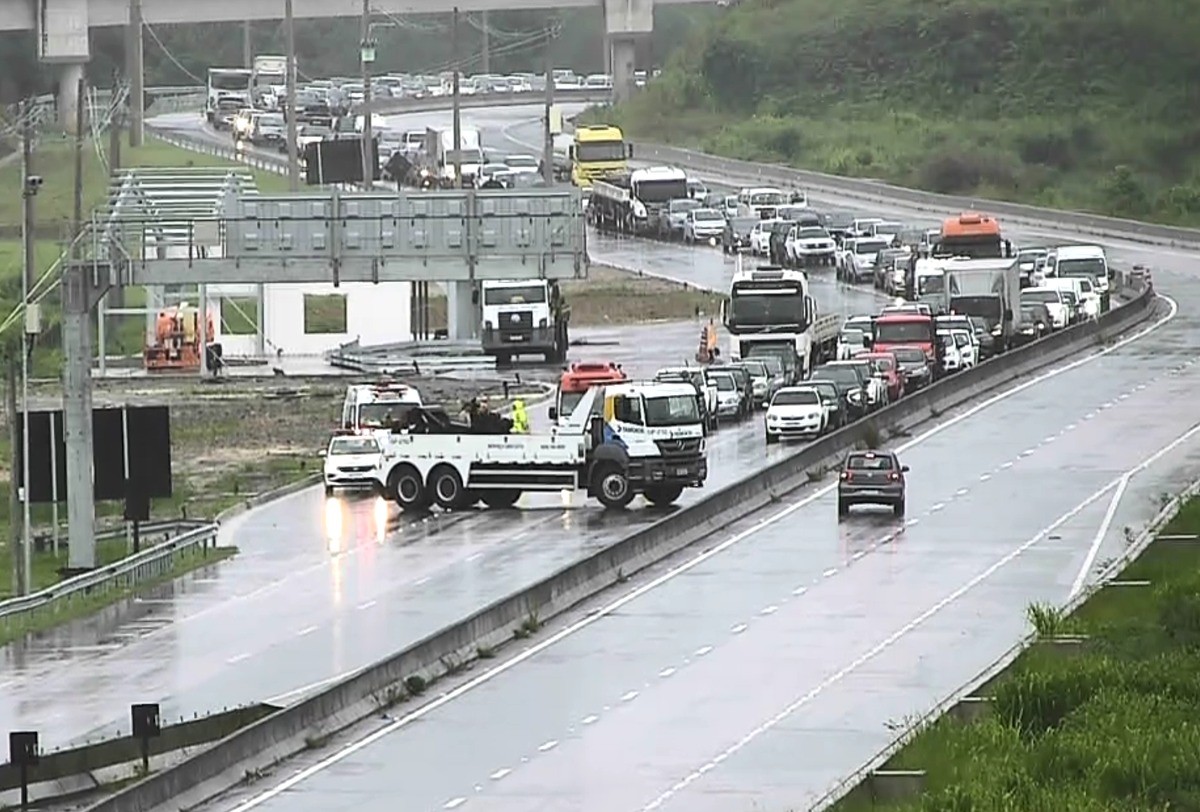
[511,400,530,434]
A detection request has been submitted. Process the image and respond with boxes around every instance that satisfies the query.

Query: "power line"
[143,21,205,84]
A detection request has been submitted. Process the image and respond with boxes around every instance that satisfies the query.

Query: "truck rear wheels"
[643,484,684,507]
[592,463,635,509]
[429,464,472,511]
[389,464,430,512]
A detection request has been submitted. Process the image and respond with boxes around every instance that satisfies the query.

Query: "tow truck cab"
[373,381,707,512]
[869,314,941,378]
[551,361,628,425]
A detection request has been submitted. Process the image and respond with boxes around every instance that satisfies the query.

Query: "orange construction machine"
[551,361,627,422]
[144,304,219,372]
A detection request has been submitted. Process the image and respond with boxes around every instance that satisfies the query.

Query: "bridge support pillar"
[57,62,85,134]
[603,0,652,103]
[447,281,477,342]
[62,264,104,570]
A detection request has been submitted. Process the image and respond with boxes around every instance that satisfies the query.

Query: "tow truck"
[551,361,628,426]
[372,381,707,512]
[340,381,423,433]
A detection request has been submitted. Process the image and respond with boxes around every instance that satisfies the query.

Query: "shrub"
[991,659,1114,737]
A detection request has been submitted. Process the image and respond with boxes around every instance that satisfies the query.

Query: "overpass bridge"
[8,0,707,131]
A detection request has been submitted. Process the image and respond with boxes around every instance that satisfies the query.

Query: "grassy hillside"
[596,0,1200,225]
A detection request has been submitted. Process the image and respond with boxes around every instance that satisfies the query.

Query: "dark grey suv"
[837,450,908,517]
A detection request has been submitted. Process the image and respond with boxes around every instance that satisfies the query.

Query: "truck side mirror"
[862,335,871,347]
[588,415,605,447]
[568,145,576,160]
[548,406,558,421]
[719,297,729,326]
[627,144,634,158]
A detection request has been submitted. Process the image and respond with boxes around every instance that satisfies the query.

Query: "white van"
[1021,287,1070,330]
[1047,244,1109,294]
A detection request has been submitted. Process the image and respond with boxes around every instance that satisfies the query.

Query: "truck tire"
[480,489,522,509]
[429,464,471,511]
[593,463,635,509]
[389,464,430,512]
[643,484,684,507]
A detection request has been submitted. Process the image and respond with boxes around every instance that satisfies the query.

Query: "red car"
[862,352,905,402]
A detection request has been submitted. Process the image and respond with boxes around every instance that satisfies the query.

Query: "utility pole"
[19,102,37,596]
[359,0,374,189]
[6,356,18,597]
[542,36,554,185]
[451,7,462,188]
[126,0,144,148]
[480,11,490,74]
[285,0,299,191]
[242,20,253,68]
[72,75,85,242]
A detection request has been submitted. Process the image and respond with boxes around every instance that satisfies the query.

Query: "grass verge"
[0,546,238,647]
[830,494,1200,811]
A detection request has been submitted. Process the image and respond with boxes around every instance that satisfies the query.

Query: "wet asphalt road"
[0,110,888,749]
[185,110,1200,811]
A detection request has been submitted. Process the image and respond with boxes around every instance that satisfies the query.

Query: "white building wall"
[262,281,412,357]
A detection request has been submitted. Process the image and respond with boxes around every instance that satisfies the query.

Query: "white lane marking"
[954,488,969,497]
[1071,473,1131,599]
[821,567,837,578]
[621,690,639,702]
[1000,461,1014,469]
[929,503,945,513]
[489,768,511,781]
[581,715,598,725]
[466,553,482,562]
[760,605,778,616]
[263,673,350,705]
[414,576,431,585]
[904,518,920,526]
[1043,435,1057,443]
[444,798,466,810]
[791,586,807,596]
[221,295,1178,812]
[659,667,677,678]
[537,740,558,752]
[1020,448,1036,457]
[694,645,714,656]
[357,600,377,610]
[639,412,1200,811]
[730,623,748,634]
[1066,423,1077,431]
[296,626,317,637]
[851,550,866,561]
[226,653,251,664]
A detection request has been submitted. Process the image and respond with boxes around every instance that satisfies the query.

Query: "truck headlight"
[538,319,547,328]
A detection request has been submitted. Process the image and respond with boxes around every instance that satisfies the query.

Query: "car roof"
[845,449,897,462]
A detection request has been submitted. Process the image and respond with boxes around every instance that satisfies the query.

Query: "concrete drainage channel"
[80,281,1157,812]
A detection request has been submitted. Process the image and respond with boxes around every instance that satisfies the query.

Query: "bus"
[932,212,1013,259]
[206,68,252,125]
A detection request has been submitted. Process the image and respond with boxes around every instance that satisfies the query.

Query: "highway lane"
[0,112,885,750]
[200,291,1200,812]
[175,108,1200,811]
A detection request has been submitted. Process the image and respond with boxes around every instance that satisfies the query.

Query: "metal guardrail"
[0,520,220,629]
[326,341,497,374]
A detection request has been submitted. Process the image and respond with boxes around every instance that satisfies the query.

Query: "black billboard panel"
[92,407,126,501]
[305,136,379,185]
[126,405,173,499]
[15,410,66,504]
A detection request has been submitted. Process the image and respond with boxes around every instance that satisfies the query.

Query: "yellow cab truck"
[570,124,633,188]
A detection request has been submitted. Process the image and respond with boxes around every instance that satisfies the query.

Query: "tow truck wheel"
[390,464,430,512]
[643,484,683,507]
[480,489,522,509]
[429,464,470,511]
[593,463,635,509]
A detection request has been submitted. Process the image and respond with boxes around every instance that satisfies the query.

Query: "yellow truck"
[570,125,633,188]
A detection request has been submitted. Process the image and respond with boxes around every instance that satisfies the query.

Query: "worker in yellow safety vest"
[511,400,530,433]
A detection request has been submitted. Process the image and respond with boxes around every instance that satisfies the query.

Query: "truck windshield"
[750,192,784,205]
[210,72,251,91]
[938,235,1003,258]
[485,285,546,305]
[644,395,701,426]
[577,141,625,162]
[730,288,805,329]
[1056,258,1105,278]
[558,391,585,416]
[875,321,931,343]
[634,179,687,203]
[950,296,1001,320]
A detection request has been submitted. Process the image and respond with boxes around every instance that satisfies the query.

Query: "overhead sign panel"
[36,0,90,62]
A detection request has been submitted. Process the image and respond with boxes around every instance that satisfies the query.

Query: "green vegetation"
[832,495,1200,811]
[302,294,348,334]
[597,0,1200,226]
[0,546,237,646]
[564,266,721,324]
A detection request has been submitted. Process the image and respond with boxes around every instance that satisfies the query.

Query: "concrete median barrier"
[84,284,1155,812]
[370,88,611,116]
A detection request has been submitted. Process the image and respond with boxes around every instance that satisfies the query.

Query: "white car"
[764,386,828,444]
[939,334,964,373]
[749,219,781,256]
[683,208,727,244]
[706,370,744,420]
[722,195,740,219]
[837,328,870,360]
[844,314,876,334]
[1022,287,1070,330]
[322,434,382,494]
[841,238,889,283]
[1043,276,1100,319]
[785,225,838,267]
[948,328,977,368]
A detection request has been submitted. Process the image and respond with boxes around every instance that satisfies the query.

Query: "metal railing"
[0,521,220,631]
